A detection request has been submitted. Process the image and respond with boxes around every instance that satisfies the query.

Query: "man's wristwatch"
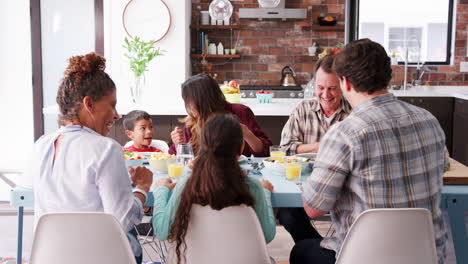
[133,188,148,203]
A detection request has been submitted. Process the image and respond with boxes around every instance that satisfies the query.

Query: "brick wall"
[191,0,468,86]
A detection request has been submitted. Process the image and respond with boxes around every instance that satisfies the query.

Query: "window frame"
[345,0,455,66]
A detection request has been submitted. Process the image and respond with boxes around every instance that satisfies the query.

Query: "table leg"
[446,195,468,264]
[17,206,23,264]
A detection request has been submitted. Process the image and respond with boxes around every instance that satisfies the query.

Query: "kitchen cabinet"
[397,97,454,154]
[453,98,468,166]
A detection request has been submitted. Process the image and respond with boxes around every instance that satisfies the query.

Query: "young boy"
[123,110,162,152]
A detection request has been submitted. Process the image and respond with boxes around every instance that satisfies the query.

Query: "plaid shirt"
[280,98,351,155]
[303,93,448,264]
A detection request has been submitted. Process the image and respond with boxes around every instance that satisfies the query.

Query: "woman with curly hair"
[31,52,152,263]
[169,73,272,156]
[153,114,276,263]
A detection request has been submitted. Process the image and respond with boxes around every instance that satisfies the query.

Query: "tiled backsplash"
[191,0,468,86]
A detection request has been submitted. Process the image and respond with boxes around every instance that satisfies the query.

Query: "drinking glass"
[167,158,184,181]
[270,145,286,157]
[176,143,194,168]
[285,162,302,184]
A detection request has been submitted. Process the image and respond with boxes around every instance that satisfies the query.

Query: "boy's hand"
[129,166,153,193]
[260,179,274,192]
[171,126,185,145]
[155,178,176,190]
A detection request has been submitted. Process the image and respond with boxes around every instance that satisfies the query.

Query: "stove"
[240,85,304,99]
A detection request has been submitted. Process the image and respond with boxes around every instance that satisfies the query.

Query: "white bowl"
[262,156,313,175]
[149,157,176,173]
[294,153,317,161]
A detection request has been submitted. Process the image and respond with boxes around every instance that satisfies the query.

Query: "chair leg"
[134,222,168,263]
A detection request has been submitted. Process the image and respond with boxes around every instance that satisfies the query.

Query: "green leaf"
[123,35,165,77]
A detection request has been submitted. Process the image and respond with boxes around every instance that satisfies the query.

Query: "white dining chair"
[30,212,137,264]
[336,208,438,264]
[124,139,170,153]
[166,204,271,264]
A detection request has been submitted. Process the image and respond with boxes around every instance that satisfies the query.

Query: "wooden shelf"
[310,24,345,31]
[190,25,241,30]
[191,54,241,59]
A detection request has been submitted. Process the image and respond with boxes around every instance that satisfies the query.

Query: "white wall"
[0,0,34,198]
[104,0,191,111]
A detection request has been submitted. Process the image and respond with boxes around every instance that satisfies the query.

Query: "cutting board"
[443,158,468,185]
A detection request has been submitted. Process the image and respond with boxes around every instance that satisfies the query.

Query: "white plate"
[238,155,248,163]
[294,153,317,161]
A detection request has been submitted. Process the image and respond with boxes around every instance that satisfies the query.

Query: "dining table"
[7,158,468,264]
[145,157,468,264]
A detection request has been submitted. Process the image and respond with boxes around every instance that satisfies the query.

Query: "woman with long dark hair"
[153,114,276,263]
[31,53,152,264]
[169,73,272,156]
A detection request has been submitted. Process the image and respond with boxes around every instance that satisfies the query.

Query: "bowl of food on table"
[124,152,146,167]
[262,156,315,175]
[148,152,176,173]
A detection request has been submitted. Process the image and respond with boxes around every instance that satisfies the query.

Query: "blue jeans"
[128,229,143,264]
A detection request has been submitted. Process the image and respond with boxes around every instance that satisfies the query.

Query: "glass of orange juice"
[285,162,302,184]
[167,158,184,181]
[270,145,286,157]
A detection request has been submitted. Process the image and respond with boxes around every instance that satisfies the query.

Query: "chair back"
[30,212,136,264]
[336,208,438,264]
[167,204,270,264]
[124,139,169,153]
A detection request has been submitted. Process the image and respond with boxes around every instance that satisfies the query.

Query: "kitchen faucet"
[402,34,423,90]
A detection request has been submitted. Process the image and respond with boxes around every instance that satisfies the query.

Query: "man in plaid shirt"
[280,55,351,155]
[278,55,352,248]
[291,39,448,264]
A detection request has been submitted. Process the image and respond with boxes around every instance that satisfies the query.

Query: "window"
[346,0,455,65]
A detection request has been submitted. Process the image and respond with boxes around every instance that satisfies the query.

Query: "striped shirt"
[280,98,352,155]
[302,93,448,264]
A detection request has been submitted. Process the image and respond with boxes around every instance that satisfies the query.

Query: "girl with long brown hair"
[152,114,276,263]
[168,73,272,156]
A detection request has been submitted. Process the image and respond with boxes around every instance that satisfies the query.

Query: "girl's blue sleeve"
[247,177,276,243]
[152,177,188,240]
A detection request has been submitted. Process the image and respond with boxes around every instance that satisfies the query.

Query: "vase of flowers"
[123,36,165,104]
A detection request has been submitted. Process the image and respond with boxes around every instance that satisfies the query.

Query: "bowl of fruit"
[220,80,241,103]
[124,152,146,167]
[318,15,337,26]
[256,90,273,103]
[148,152,176,173]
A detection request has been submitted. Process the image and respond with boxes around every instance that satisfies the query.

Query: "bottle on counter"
[304,78,314,99]
[217,42,224,55]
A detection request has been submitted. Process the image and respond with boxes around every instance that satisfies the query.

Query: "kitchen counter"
[43,86,468,116]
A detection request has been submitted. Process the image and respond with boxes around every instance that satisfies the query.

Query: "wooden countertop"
[444,158,468,185]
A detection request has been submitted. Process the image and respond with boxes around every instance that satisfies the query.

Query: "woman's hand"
[129,166,153,193]
[170,126,185,146]
[155,178,176,190]
[260,179,274,192]
[240,124,263,153]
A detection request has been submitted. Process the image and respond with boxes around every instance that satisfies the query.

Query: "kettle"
[281,66,297,86]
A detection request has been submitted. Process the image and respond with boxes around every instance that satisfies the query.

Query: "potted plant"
[123,36,165,104]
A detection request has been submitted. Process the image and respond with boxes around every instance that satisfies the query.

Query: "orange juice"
[168,163,184,178]
[270,151,286,157]
[285,163,301,181]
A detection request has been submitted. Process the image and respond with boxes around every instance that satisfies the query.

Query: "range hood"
[239,0,307,21]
